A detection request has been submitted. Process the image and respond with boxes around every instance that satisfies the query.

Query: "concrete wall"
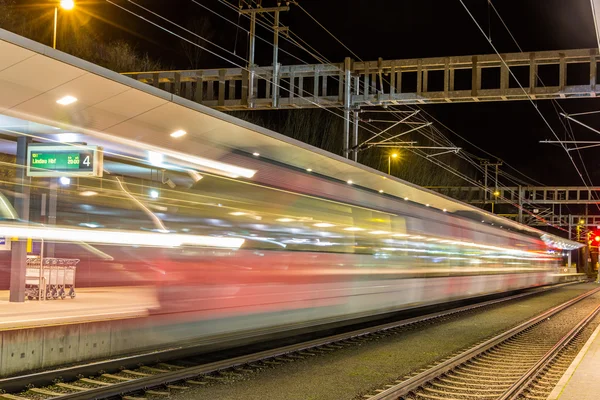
[0,317,166,378]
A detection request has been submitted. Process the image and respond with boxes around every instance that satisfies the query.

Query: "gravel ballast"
[171,283,597,400]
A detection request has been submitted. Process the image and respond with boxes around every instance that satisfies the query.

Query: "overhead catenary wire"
[282,1,555,217]
[110,0,566,230]
[292,0,541,191]
[487,0,598,219]
[459,0,592,191]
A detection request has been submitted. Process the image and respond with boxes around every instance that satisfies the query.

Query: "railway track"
[0,283,586,400]
[363,285,600,400]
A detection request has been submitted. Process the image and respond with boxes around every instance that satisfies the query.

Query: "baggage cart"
[25,256,79,300]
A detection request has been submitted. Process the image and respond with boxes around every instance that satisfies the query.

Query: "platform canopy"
[0,29,582,250]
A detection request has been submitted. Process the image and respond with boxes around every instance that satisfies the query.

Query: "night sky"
[30,0,600,186]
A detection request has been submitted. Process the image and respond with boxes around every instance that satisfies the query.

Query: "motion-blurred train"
[0,149,564,336]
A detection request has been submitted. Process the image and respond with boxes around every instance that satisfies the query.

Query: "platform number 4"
[83,155,90,167]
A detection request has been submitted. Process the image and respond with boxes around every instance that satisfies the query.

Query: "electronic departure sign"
[27,144,103,177]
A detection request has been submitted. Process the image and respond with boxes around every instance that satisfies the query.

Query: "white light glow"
[379,190,384,193]
[392,233,410,237]
[170,129,187,138]
[404,197,409,201]
[229,212,247,216]
[79,191,98,197]
[0,223,245,248]
[149,190,159,199]
[344,227,365,231]
[59,177,70,186]
[369,231,389,235]
[347,180,353,184]
[276,218,295,222]
[57,133,78,142]
[79,223,100,228]
[253,152,260,157]
[56,95,77,105]
[148,151,164,166]
[306,168,313,172]
[60,0,75,10]
[314,223,335,228]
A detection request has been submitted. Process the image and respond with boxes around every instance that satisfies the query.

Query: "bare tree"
[181,16,214,69]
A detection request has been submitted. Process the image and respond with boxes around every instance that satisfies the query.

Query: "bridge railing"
[122,48,600,111]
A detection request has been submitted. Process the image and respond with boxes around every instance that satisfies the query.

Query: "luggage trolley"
[25,256,79,300]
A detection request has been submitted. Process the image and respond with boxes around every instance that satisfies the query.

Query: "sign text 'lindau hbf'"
[26,145,103,178]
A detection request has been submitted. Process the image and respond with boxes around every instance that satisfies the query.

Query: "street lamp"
[53,0,75,50]
[388,152,399,175]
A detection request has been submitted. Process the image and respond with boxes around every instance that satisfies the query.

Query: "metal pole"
[272,10,280,108]
[518,185,523,223]
[46,179,57,257]
[388,156,391,175]
[248,12,256,108]
[343,57,352,158]
[53,7,58,49]
[352,109,359,162]
[9,136,31,302]
[569,217,573,240]
[495,164,499,191]
[484,164,488,202]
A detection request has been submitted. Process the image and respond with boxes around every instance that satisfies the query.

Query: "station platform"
[0,286,157,331]
[548,319,600,399]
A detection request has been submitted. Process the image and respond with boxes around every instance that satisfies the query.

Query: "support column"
[518,185,523,223]
[343,57,352,158]
[352,110,359,162]
[272,10,280,108]
[46,179,57,257]
[9,136,31,302]
[248,12,257,108]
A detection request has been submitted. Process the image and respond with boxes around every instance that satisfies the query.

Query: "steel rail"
[499,303,600,400]
[15,284,577,400]
[367,285,600,400]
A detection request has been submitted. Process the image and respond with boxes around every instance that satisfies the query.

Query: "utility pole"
[239,1,290,108]
[481,160,503,213]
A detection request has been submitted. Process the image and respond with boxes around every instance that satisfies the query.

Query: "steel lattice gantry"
[123,48,600,111]
[427,186,600,205]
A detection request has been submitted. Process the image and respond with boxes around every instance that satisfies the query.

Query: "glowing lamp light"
[253,152,260,157]
[379,190,384,193]
[148,151,164,167]
[59,177,70,186]
[595,235,600,242]
[60,0,75,10]
[170,130,187,138]
[391,153,399,159]
[306,168,313,172]
[79,191,98,197]
[276,218,295,222]
[347,180,353,185]
[56,95,77,105]
[314,223,335,228]
[149,190,159,199]
[229,212,247,216]
[344,227,364,231]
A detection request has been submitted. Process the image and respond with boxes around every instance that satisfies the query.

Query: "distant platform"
[0,286,157,331]
[548,315,600,399]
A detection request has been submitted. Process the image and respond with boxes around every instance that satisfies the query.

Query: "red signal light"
[595,235,600,242]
